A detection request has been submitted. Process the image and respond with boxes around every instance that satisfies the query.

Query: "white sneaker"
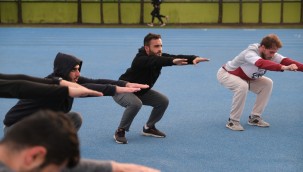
[226,119,244,131]
[147,23,154,27]
[248,115,270,127]
[160,23,166,27]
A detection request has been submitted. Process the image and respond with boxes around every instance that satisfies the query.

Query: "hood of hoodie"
[247,43,260,55]
[138,46,146,54]
[48,52,82,80]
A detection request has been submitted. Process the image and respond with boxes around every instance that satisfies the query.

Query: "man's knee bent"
[264,77,273,87]
[128,100,143,111]
[158,95,169,108]
[262,77,273,92]
[234,82,249,93]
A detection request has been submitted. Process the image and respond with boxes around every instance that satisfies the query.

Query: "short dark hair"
[1,110,80,168]
[260,34,283,49]
[144,33,161,46]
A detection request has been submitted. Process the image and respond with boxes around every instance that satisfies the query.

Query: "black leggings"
[151,7,165,24]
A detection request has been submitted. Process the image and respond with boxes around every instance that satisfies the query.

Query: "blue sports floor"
[0,27,302,172]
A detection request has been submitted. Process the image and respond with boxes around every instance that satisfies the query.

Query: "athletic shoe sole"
[142,132,165,138]
[225,124,244,131]
[113,135,128,144]
[247,122,270,127]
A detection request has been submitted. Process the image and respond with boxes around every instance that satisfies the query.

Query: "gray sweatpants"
[217,68,273,122]
[113,89,169,131]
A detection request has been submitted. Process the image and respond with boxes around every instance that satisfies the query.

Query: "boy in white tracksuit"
[217,34,303,131]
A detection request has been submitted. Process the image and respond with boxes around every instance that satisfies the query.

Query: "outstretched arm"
[281,58,303,71]
[281,64,298,71]
[172,57,210,65]
[115,86,141,94]
[68,86,103,97]
[0,73,103,99]
[0,73,60,84]
[173,58,188,65]
[63,159,160,172]
[82,83,143,96]
[60,80,103,97]
[111,161,160,172]
[0,80,103,99]
[0,80,68,99]
[125,82,149,89]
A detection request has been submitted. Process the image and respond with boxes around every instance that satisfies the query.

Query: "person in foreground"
[0,110,80,172]
[3,53,149,133]
[0,110,160,172]
[217,34,303,131]
[113,33,209,144]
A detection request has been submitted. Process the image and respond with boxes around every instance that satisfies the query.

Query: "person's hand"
[116,86,141,93]
[126,83,149,89]
[68,87,103,97]
[193,57,210,64]
[173,58,188,65]
[281,64,298,71]
[61,79,103,97]
[111,161,160,172]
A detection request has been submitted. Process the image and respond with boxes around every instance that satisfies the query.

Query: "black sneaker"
[142,125,166,138]
[114,128,128,144]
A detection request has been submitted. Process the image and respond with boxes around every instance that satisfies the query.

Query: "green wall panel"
[0,2,18,23]
[144,3,153,23]
[242,3,259,23]
[22,2,78,23]
[103,3,118,24]
[262,3,281,23]
[82,3,100,24]
[283,3,301,23]
[223,3,240,23]
[121,3,140,24]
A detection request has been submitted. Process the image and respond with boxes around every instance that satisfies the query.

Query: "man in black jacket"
[3,53,148,133]
[113,33,209,144]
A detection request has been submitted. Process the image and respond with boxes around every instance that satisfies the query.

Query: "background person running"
[147,0,169,27]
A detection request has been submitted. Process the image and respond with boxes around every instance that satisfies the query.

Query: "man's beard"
[149,50,162,56]
[260,52,267,59]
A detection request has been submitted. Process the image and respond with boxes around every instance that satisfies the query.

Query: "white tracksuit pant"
[217,67,273,122]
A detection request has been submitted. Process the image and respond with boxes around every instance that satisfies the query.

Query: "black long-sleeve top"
[119,47,197,95]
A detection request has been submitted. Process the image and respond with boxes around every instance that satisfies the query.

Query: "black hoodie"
[49,52,83,80]
[3,52,127,127]
[119,47,197,95]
